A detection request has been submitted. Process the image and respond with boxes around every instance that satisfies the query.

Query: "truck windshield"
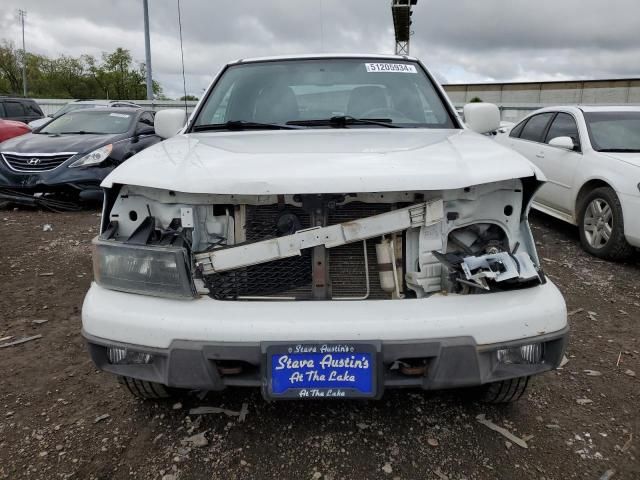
[193,58,457,130]
[585,111,640,152]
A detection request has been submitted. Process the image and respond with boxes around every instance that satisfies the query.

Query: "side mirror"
[549,136,575,150]
[463,103,500,134]
[135,125,155,136]
[154,109,187,139]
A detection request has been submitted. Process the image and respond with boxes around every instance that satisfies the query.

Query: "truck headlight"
[107,347,154,365]
[69,144,112,168]
[92,238,196,299]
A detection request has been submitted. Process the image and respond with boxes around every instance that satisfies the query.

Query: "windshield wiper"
[56,131,102,135]
[598,148,640,153]
[192,121,299,132]
[287,116,401,128]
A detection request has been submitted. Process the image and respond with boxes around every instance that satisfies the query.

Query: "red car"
[0,119,31,143]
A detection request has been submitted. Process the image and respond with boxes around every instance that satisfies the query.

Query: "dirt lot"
[0,207,638,480]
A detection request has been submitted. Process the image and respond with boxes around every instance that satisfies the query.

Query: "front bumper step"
[84,328,568,393]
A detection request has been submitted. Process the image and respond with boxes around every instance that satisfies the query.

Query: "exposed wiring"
[0,189,82,212]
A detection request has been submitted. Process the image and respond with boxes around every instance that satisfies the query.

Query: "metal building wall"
[443,79,640,121]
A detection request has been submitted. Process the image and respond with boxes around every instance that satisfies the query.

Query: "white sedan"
[497,106,640,260]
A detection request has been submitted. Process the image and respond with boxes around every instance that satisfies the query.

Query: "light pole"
[18,9,27,96]
[143,0,153,100]
[391,0,417,55]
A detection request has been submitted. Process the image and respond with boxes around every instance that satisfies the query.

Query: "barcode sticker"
[365,63,417,73]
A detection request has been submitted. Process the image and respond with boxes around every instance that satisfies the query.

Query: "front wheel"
[118,376,182,401]
[578,187,634,260]
[478,376,530,404]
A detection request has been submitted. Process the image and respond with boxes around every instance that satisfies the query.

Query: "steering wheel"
[358,107,412,122]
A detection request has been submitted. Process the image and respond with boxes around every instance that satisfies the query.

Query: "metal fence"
[34,99,199,117]
[35,78,640,123]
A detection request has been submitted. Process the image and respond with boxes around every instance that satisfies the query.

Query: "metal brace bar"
[195,199,444,274]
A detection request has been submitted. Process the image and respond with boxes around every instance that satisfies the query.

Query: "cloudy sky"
[1,0,639,98]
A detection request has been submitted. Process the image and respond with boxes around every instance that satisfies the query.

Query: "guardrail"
[34,98,640,123]
[33,98,543,122]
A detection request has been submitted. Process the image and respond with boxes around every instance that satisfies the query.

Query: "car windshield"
[39,111,133,134]
[53,103,98,117]
[584,111,640,152]
[193,58,456,129]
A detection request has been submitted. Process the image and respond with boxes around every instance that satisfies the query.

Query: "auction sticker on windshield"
[365,63,417,73]
[264,343,379,399]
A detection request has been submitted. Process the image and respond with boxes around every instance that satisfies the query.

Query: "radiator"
[204,202,393,300]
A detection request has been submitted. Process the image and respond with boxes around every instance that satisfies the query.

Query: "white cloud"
[1,0,639,98]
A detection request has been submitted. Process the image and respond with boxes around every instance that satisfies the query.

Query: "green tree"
[0,41,22,94]
[97,48,140,99]
[179,95,199,101]
[0,42,163,99]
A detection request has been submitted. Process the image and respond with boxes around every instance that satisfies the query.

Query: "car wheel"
[118,376,181,400]
[478,376,530,404]
[578,187,634,260]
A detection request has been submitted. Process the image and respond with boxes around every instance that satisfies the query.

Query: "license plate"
[264,343,378,399]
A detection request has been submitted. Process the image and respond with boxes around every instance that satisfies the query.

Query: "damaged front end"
[95,176,545,302]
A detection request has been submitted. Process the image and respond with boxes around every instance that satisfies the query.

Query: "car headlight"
[496,342,545,365]
[92,238,196,299]
[69,144,113,168]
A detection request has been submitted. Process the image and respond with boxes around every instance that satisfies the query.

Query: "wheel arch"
[574,178,614,218]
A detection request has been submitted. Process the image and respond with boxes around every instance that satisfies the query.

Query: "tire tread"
[480,376,530,404]
[118,376,174,400]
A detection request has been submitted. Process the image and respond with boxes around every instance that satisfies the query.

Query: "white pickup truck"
[82,54,568,403]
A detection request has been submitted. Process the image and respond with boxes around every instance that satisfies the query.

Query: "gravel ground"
[0,208,638,480]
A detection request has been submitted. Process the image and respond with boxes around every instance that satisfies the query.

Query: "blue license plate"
[266,343,377,399]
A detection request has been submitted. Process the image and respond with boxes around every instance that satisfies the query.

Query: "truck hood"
[102,129,543,194]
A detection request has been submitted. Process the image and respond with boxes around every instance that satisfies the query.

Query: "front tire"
[578,187,634,260]
[478,377,530,404]
[118,376,180,400]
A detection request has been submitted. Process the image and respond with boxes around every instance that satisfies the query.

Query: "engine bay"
[97,179,544,301]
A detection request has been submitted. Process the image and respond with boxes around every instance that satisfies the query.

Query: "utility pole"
[18,9,27,96]
[142,0,153,100]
